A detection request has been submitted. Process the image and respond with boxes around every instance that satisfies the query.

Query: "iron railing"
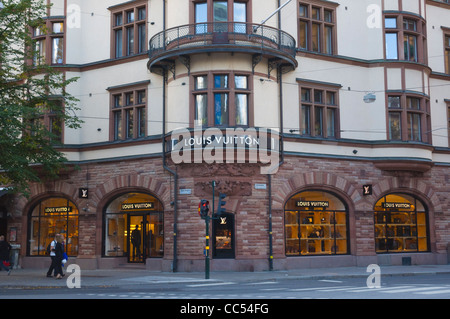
[149,22,297,65]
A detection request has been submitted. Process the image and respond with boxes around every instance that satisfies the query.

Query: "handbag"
[3,261,10,267]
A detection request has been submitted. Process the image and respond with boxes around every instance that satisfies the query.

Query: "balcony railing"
[148,22,297,72]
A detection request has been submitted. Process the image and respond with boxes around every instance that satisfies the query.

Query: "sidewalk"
[1,264,449,289]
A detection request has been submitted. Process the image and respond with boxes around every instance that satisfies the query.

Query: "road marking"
[381,286,450,294]
[290,286,355,292]
[416,289,450,295]
[187,282,235,287]
[319,280,343,283]
[347,285,413,293]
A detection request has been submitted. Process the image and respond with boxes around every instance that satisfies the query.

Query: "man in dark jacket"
[0,235,11,275]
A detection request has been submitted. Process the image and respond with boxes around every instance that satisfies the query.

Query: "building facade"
[1,0,450,271]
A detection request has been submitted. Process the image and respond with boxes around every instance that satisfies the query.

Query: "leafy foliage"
[0,0,82,196]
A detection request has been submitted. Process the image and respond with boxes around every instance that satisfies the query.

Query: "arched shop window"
[103,192,163,262]
[28,197,79,256]
[374,193,429,253]
[285,190,349,256]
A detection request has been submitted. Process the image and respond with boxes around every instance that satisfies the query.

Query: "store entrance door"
[126,213,164,263]
[127,214,147,263]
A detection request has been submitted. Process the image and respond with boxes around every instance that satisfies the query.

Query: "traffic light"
[216,193,226,216]
[198,199,209,219]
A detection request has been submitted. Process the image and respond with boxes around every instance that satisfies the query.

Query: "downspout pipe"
[267,0,286,272]
[161,0,178,273]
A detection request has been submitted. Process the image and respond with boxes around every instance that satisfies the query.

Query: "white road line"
[416,289,450,295]
[347,285,414,293]
[290,286,355,292]
[319,280,343,283]
[187,282,235,287]
[381,286,447,294]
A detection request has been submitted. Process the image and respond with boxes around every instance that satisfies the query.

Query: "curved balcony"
[148,22,298,77]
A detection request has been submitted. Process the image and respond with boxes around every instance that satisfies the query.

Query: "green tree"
[0,0,82,196]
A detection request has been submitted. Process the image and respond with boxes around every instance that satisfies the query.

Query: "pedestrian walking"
[0,235,12,275]
[46,234,58,277]
[54,234,65,279]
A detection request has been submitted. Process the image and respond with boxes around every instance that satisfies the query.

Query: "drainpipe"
[161,0,178,273]
[267,0,286,272]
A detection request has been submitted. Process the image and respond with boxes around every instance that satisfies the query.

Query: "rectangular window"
[407,97,420,110]
[111,4,147,59]
[115,29,123,58]
[385,33,398,59]
[52,38,64,64]
[127,27,134,55]
[385,17,397,29]
[325,26,333,54]
[235,94,248,125]
[214,93,229,125]
[192,72,252,127]
[298,84,339,139]
[311,23,320,52]
[195,94,208,126]
[445,35,450,74]
[404,34,417,62]
[314,107,323,136]
[301,105,311,135]
[195,2,208,34]
[32,19,65,66]
[388,96,401,108]
[114,112,123,140]
[389,113,402,140]
[327,108,336,138]
[138,24,146,53]
[233,2,246,33]
[214,1,228,32]
[298,2,336,54]
[299,20,308,49]
[407,113,421,141]
[110,87,148,141]
[34,39,46,65]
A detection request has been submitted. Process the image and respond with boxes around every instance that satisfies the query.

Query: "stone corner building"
[1,0,450,271]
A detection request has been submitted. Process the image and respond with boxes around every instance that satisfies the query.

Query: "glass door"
[127,214,145,263]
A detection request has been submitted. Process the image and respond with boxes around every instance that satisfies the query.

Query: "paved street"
[1,265,449,300]
[4,274,448,300]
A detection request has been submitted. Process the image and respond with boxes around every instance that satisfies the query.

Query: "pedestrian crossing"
[82,281,450,299]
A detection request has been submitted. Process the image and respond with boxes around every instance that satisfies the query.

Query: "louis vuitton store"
[102,192,164,264]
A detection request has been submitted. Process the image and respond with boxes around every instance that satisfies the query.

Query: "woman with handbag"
[0,235,12,275]
[54,234,65,279]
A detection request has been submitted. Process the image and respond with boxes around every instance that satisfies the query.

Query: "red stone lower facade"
[2,155,449,271]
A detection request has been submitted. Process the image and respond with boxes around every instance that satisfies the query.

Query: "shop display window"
[28,197,78,256]
[103,192,163,262]
[285,190,348,256]
[374,194,428,253]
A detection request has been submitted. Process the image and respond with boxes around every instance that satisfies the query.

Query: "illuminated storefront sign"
[295,201,329,208]
[381,202,411,209]
[121,202,154,210]
[44,206,73,214]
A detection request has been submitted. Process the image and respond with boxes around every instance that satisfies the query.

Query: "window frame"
[297,80,340,139]
[374,193,429,254]
[109,85,148,141]
[297,1,337,55]
[190,0,251,25]
[386,93,431,143]
[284,190,350,257]
[110,2,147,59]
[31,18,66,66]
[383,14,427,64]
[443,28,450,74]
[190,71,253,128]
